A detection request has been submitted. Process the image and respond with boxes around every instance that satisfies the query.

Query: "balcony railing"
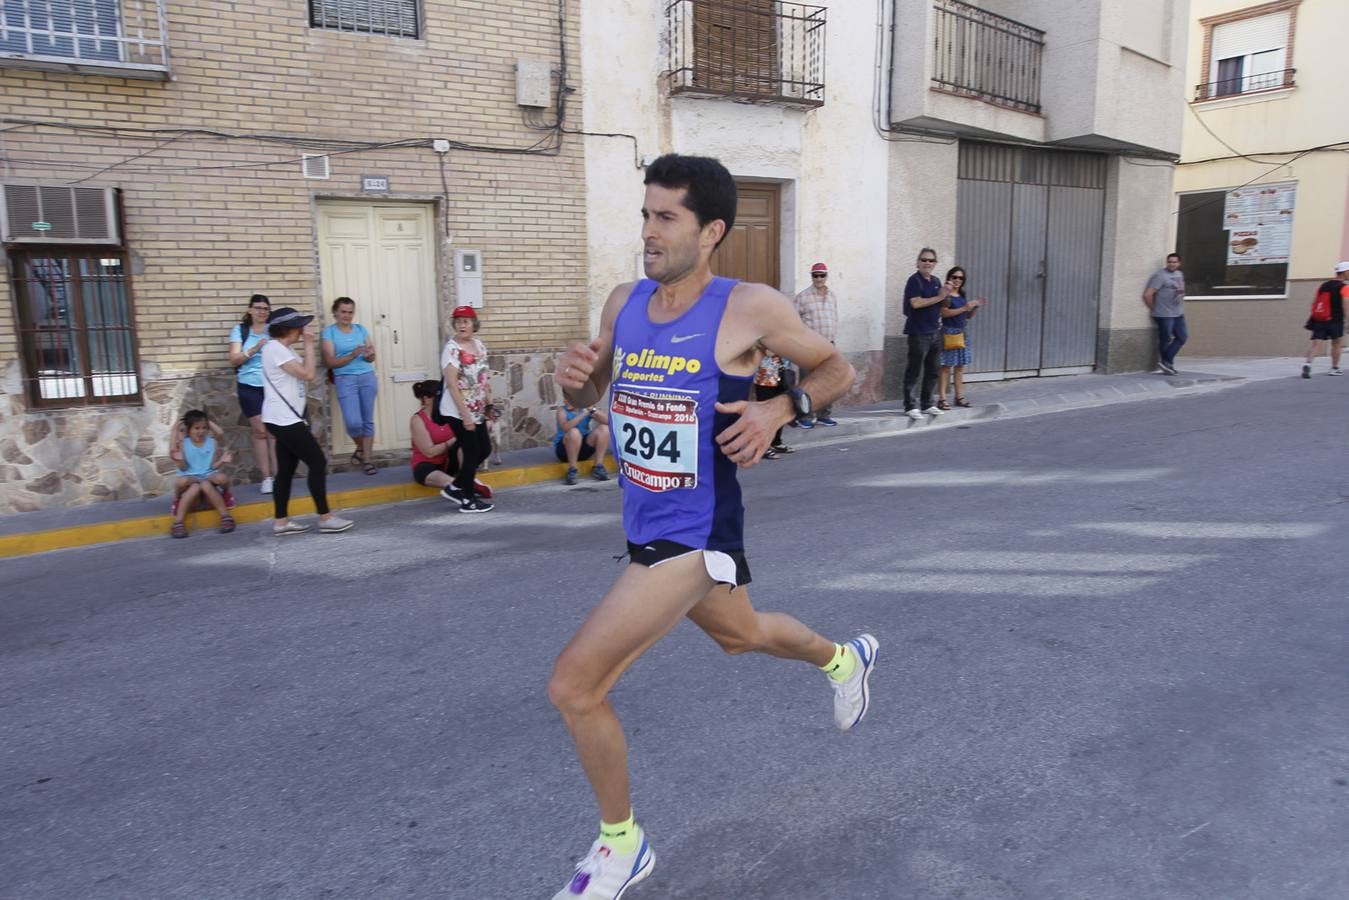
[1193,68,1295,102]
[0,0,170,79]
[931,0,1043,114]
[666,0,826,108]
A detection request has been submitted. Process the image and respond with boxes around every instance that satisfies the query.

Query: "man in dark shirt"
[1302,261,1349,378]
[901,247,952,418]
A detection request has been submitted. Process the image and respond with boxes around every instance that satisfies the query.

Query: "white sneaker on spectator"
[905,409,923,421]
[319,515,354,533]
[923,405,943,415]
[260,477,274,494]
[1329,368,1344,376]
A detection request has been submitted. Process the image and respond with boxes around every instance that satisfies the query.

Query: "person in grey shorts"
[1143,253,1186,375]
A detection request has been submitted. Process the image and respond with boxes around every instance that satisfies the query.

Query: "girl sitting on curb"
[170,410,235,538]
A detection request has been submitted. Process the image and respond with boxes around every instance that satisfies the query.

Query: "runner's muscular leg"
[686,583,836,666]
[549,552,715,823]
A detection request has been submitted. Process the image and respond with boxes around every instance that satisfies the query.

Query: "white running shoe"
[319,515,355,533]
[905,409,923,421]
[260,476,274,494]
[1329,368,1344,376]
[554,828,655,900]
[923,405,943,415]
[832,633,879,731]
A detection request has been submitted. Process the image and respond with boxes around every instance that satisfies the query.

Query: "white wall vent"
[0,185,121,245]
[302,154,331,179]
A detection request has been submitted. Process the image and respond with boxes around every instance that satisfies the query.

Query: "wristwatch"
[787,387,813,421]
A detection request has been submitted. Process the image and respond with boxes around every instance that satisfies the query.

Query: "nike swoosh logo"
[669,333,704,344]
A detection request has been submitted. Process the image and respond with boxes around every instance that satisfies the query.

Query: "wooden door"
[316,201,438,453]
[711,182,780,289]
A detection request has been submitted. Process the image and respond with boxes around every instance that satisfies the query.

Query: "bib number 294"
[621,423,681,463]
[610,390,699,492]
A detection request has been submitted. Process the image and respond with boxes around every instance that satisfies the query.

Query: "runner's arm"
[557,283,629,408]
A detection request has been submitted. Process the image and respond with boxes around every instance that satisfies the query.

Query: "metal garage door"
[955,143,1106,377]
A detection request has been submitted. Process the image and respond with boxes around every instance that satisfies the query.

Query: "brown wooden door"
[711,182,780,289]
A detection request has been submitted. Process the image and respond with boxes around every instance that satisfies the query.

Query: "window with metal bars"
[308,0,418,38]
[10,250,142,407]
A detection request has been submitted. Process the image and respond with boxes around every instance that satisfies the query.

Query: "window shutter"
[310,0,418,37]
[1212,12,1289,63]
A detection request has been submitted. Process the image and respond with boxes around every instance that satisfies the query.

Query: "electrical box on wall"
[454,250,483,308]
[516,58,552,108]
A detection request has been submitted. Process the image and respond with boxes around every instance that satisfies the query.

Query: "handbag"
[943,330,966,351]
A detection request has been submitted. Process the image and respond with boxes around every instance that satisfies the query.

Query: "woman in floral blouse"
[438,306,494,512]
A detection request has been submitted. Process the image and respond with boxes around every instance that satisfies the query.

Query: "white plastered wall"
[579,0,889,356]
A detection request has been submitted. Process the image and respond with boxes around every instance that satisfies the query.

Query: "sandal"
[171,522,188,539]
[362,461,378,476]
[954,397,972,408]
[219,515,236,534]
[936,399,951,411]
[350,452,363,467]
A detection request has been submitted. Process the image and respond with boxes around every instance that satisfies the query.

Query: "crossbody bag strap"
[262,358,308,423]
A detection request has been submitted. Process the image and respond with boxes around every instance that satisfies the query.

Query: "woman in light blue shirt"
[228,293,277,494]
[321,296,379,474]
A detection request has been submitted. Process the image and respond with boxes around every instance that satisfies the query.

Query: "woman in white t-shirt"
[261,307,354,535]
[437,305,494,513]
[227,293,277,493]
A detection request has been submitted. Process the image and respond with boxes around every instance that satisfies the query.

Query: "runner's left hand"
[714,399,786,468]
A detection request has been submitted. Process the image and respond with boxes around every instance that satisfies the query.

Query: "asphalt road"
[3,374,1347,900]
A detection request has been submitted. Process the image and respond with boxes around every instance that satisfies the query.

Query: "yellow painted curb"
[0,459,601,559]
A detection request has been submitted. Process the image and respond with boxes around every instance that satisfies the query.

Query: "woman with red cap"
[437,306,495,512]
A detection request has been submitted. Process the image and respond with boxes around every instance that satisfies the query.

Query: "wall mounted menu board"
[1224,181,1296,267]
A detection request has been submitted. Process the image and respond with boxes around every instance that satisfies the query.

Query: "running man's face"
[640,184,718,284]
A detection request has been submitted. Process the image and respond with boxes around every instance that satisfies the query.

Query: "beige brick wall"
[0,0,590,511]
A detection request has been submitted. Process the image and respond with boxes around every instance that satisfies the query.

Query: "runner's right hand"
[556,338,604,390]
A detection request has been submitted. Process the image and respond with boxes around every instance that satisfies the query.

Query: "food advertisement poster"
[1224,181,1296,266]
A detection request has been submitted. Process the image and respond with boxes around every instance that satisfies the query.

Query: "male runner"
[549,154,878,899]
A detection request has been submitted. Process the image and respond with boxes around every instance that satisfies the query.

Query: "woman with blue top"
[321,296,379,475]
[228,293,277,494]
[937,266,985,410]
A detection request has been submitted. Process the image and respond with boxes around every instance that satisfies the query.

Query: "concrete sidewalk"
[0,357,1302,558]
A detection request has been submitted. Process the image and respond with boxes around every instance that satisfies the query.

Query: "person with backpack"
[227,294,278,493]
[1302,262,1349,378]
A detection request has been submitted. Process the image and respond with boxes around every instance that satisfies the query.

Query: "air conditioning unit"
[0,185,121,245]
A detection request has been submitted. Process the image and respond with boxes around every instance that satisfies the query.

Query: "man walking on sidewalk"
[902,247,951,419]
[792,261,840,426]
[549,154,877,900]
[1143,253,1187,375]
[1302,261,1349,378]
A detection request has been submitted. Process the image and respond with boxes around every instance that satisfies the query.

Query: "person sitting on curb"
[755,352,795,459]
[409,380,494,500]
[555,399,610,485]
[169,409,235,538]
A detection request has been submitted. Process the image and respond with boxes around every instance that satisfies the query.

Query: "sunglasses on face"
[812,273,827,278]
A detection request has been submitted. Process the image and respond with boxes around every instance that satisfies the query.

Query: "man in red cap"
[792,262,840,427]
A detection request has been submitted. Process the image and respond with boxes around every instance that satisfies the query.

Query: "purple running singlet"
[609,277,752,552]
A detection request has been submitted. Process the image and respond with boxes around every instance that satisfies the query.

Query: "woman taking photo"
[438,305,494,513]
[261,307,354,535]
[937,266,985,410]
[321,296,379,475]
[228,293,277,493]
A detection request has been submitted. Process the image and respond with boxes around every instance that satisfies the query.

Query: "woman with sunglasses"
[937,267,984,409]
[227,293,277,493]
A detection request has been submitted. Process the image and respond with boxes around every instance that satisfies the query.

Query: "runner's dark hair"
[643,154,737,248]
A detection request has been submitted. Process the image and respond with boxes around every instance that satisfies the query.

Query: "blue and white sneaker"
[831,633,879,730]
[554,827,655,899]
[797,419,815,430]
